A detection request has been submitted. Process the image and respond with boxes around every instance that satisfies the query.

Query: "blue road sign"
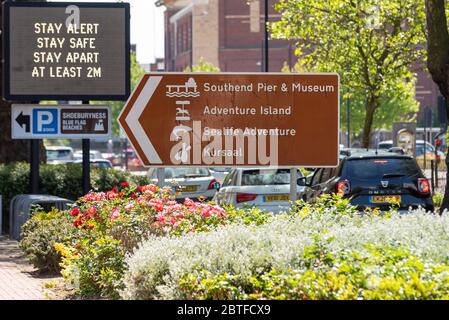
[32,109,58,134]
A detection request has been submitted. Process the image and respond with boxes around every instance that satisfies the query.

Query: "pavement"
[0,235,59,300]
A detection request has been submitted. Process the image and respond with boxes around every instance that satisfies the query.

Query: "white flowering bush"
[122,195,449,300]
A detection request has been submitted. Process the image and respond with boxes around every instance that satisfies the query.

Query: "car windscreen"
[165,168,210,179]
[47,150,72,160]
[241,169,303,186]
[378,143,392,149]
[209,167,232,172]
[344,158,419,180]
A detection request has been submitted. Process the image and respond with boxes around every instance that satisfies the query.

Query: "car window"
[165,168,210,179]
[46,149,72,160]
[310,169,322,186]
[344,158,420,180]
[222,171,234,187]
[241,169,302,186]
[320,168,335,183]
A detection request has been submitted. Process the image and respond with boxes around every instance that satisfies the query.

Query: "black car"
[299,150,434,212]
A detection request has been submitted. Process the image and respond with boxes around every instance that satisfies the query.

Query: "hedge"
[0,162,150,232]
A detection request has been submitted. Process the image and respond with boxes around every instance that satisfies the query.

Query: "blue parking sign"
[33,109,58,134]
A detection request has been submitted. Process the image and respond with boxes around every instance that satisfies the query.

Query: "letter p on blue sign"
[33,109,58,134]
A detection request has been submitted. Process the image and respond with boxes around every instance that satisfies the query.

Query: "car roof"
[345,150,413,160]
[46,146,73,150]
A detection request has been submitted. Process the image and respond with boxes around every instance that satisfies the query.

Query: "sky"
[52,0,165,65]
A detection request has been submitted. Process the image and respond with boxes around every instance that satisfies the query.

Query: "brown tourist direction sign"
[118,73,340,167]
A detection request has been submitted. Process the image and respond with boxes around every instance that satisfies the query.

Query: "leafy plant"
[19,208,76,274]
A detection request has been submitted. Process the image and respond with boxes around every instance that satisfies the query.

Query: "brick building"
[156,0,294,72]
[156,0,441,122]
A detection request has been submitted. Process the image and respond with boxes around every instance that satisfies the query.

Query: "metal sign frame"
[2,1,131,101]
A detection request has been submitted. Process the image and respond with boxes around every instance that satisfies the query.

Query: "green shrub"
[177,243,449,300]
[121,204,448,300]
[55,184,232,298]
[0,162,150,231]
[19,208,76,274]
[433,192,444,209]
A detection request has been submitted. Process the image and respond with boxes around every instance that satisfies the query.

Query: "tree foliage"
[184,57,220,72]
[272,0,426,147]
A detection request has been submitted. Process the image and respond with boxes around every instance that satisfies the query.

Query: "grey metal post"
[290,168,298,203]
[157,168,165,187]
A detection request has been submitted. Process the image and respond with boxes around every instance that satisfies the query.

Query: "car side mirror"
[297,177,308,186]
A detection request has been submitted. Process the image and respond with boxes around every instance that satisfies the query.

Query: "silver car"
[147,167,220,201]
[45,146,74,164]
[213,168,305,213]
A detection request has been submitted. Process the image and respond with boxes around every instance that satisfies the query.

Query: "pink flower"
[124,203,134,211]
[111,208,120,220]
[184,198,194,207]
[201,208,212,218]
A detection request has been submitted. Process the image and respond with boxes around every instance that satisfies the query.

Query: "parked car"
[214,168,305,213]
[378,139,445,158]
[147,167,219,201]
[300,150,434,212]
[45,146,74,164]
[208,167,232,184]
[73,150,104,161]
[73,159,113,169]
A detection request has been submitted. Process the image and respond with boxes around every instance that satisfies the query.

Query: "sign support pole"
[290,168,297,203]
[30,139,40,194]
[82,101,90,195]
[157,168,165,188]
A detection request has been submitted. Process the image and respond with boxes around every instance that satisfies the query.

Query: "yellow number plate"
[178,185,198,192]
[265,195,290,202]
[370,195,401,204]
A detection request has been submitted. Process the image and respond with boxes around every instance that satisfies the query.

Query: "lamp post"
[347,87,351,148]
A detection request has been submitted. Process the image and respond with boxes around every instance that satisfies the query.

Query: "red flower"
[86,206,97,216]
[136,185,143,193]
[74,218,82,227]
[71,207,80,217]
[120,182,129,188]
[154,203,163,212]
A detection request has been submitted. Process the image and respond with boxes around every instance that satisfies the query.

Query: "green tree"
[93,51,145,136]
[425,0,449,213]
[184,57,220,72]
[272,0,426,147]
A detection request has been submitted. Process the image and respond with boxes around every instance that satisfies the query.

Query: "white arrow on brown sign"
[118,72,340,167]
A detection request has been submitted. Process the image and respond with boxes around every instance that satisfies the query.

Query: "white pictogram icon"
[94,119,104,131]
[166,77,200,98]
[175,101,191,121]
